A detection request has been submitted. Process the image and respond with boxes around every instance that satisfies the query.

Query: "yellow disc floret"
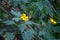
[50,18,57,24]
[21,13,29,21]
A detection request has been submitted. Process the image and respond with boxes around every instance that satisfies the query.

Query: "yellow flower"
[50,18,57,24]
[21,13,29,21]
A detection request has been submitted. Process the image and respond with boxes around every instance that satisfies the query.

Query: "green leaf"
[0,29,7,35]
[22,29,35,40]
[13,0,21,6]
[42,7,47,15]
[8,0,21,6]
[46,6,53,17]
[11,10,21,17]
[53,26,60,33]
[18,24,26,32]
[22,0,30,3]
[5,32,15,40]
[25,21,34,25]
[3,20,15,25]
[36,2,43,11]
[39,31,55,40]
[20,5,27,13]
[12,17,21,22]
[0,19,2,21]
[43,32,55,40]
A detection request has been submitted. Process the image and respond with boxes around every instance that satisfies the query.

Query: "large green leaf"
[18,24,27,32]
[3,20,15,25]
[11,10,21,17]
[12,17,21,22]
[5,32,15,40]
[22,29,35,40]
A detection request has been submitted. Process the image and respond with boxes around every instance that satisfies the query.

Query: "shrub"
[0,0,60,40]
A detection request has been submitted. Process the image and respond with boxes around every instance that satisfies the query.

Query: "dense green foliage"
[0,0,60,40]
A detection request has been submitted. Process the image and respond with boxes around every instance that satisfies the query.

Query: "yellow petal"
[52,21,57,24]
[20,13,29,21]
[26,16,28,19]
[50,18,54,22]
[50,18,57,24]
[23,13,26,16]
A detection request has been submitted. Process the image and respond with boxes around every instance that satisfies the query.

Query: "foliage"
[0,0,60,40]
